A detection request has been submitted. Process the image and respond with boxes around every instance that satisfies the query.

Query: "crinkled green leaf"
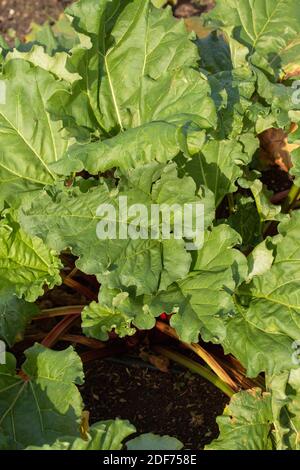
[134,67,216,129]
[198,26,256,139]
[184,139,250,207]
[20,163,215,296]
[27,419,136,450]
[239,175,283,222]
[49,0,211,136]
[81,240,196,340]
[208,68,256,139]
[224,213,300,377]
[0,213,62,302]
[147,225,247,344]
[247,239,275,283]
[82,289,139,341]
[198,31,232,74]
[0,289,39,346]
[51,64,217,173]
[206,0,300,79]
[255,67,300,127]
[205,1,300,131]
[0,344,84,449]
[51,121,200,176]
[81,232,197,339]
[206,389,273,450]
[7,46,81,83]
[0,59,69,206]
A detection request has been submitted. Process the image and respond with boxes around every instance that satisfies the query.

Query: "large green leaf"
[51,122,204,176]
[0,345,84,449]
[206,0,300,79]
[7,46,81,83]
[200,32,256,137]
[20,163,215,296]
[198,25,257,139]
[211,370,300,450]
[206,388,273,450]
[0,213,62,302]
[0,289,39,346]
[197,31,232,75]
[49,0,213,136]
[227,196,262,250]
[142,225,247,344]
[0,60,69,206]
[82,234,198,338]
[223,212,300,377]
[205,1,300,130]
[82,288,138,341]
[255,67,300,127]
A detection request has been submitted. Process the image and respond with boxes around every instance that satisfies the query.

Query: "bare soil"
[81,358,228,450]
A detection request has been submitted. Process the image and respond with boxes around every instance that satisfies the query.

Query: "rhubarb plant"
[1,0,300,450]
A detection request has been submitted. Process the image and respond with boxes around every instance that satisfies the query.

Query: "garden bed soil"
[81,358,228,450]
